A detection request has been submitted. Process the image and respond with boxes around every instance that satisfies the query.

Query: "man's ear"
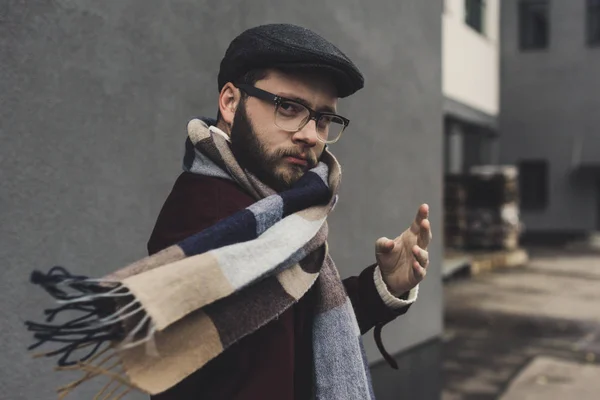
[218,83,241,129]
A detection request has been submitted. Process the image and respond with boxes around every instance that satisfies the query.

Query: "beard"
[229,102,318,192]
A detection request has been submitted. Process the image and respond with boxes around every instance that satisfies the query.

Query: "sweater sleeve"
[374,266,419,309]
[342,264,414,335]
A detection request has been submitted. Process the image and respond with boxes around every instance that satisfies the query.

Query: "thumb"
[375,237,395,254]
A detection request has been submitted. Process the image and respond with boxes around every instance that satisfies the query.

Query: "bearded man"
[146,24,433,400]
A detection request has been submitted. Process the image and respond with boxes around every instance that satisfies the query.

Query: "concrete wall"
[443,0,500,116]
[0,0,443,398]
[499,0,600,232]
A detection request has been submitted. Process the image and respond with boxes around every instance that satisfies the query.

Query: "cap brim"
[270,62,363,98]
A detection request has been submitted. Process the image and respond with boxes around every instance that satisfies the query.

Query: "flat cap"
[218,24,364,98]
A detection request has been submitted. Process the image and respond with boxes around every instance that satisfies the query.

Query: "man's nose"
[292,119,319,147]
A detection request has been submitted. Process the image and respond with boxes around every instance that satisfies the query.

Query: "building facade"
[499,0,600,239]
[443,0,501,175]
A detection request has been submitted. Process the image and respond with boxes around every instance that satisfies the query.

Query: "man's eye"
[279,102,304,115]
[318,116,333,128]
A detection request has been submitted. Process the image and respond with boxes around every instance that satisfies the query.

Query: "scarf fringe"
[25,266,155,367]
[50,342,138,399]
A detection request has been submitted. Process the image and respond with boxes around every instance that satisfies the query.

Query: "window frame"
[518,0,550,51]
[518,159,550,211]
[465,0,487,35]
[587,0,600,47]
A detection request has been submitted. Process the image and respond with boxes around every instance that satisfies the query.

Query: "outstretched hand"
[375,204,432,296]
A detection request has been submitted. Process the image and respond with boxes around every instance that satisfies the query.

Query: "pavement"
[442,251,600,399]
[500,356,600,400]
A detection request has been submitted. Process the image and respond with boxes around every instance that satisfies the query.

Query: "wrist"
[380,271,409,298]
[374,266,419,308]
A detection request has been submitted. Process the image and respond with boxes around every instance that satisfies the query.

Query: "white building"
[442,0,500,174]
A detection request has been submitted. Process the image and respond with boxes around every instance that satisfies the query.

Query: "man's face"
[229,69,338,192]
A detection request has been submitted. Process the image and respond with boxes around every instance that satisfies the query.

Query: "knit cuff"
[374,266,419,310]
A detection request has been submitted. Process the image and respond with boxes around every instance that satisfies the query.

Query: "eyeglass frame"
[235,83,350,144]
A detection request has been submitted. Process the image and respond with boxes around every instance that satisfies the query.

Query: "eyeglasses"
[236,84,349,144]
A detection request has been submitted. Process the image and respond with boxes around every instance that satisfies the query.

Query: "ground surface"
[442,253,600,399]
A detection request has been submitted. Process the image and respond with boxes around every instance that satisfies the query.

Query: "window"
[519,1,550,50]
[518,160,549,210]
[587,0,600,46]
[465,0,486,34]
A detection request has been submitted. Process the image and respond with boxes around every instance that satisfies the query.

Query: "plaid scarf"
[25,118,375,399]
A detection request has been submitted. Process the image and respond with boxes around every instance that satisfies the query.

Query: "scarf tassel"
[25,267,137,367]
[53,342,136,399]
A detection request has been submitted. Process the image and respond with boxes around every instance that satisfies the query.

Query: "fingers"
[412,245,428,281]
[412,245,429,269]
[411,203,429,234]
[375,237,395,254]
[412,260,427,280]
[417,218,432,249]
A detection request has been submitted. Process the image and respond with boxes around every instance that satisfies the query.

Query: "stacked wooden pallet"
[444,166,522,251]
[444,175,469,249]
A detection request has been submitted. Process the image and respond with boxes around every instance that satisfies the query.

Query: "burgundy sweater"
[147,172,411,400]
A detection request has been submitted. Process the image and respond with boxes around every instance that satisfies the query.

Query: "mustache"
[277,149,319,168]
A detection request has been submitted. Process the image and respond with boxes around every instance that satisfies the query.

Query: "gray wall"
[499,0,600,232]
[0,1,443,398]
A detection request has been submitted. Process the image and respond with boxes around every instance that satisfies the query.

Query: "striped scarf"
[25,118,375,399]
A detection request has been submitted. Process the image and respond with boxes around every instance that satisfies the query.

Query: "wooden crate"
[465,230,520,251]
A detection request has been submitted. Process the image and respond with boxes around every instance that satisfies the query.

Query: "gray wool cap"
[217,24,365,98]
